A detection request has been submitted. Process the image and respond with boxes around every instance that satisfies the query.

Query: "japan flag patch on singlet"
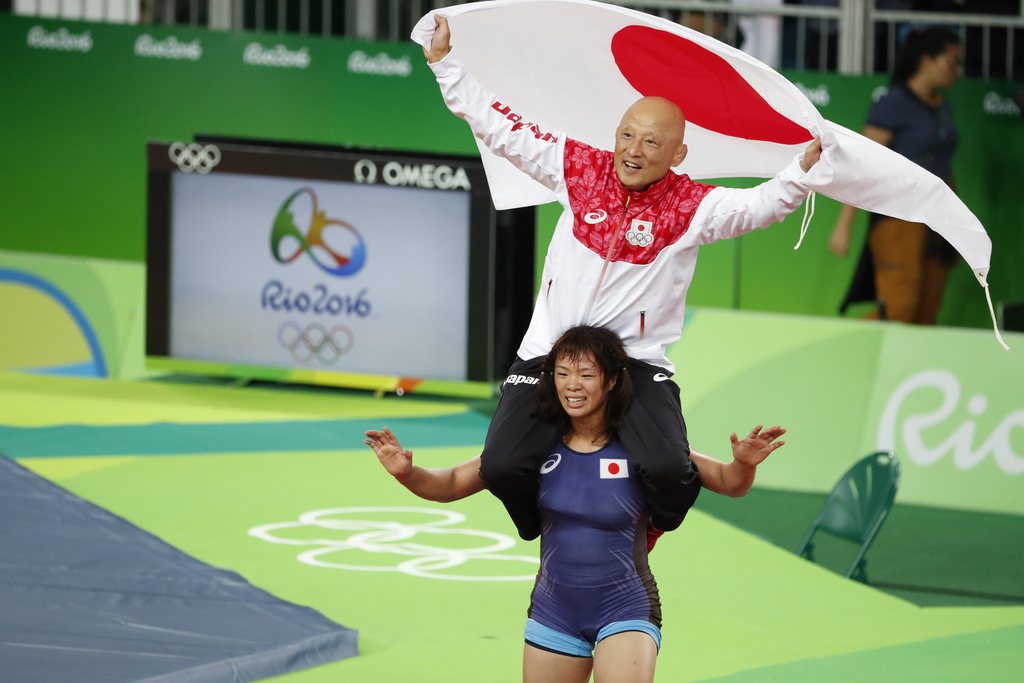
[600,458,629,479]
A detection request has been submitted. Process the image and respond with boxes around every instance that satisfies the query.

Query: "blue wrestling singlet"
[525,440,661,657]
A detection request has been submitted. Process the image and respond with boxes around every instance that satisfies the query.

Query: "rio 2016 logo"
[270,188,366,277]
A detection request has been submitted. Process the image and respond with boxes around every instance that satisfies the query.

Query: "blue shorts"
[525,618,662,658]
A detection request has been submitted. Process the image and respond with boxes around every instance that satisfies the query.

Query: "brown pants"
[869,217,951,324]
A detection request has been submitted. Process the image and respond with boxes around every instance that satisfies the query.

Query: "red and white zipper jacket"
[432,52,811,372]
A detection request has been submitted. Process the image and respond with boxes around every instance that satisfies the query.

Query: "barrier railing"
[10,0,1023,78]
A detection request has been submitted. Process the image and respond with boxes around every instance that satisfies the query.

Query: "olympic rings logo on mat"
[248,507,538,582]
[168,142,221,174]
[278,321,353,364]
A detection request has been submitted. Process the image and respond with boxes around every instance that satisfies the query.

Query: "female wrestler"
[365,325,784,683]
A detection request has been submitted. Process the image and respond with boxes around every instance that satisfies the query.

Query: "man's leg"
[618,360,700,533]
[479,356,560,541]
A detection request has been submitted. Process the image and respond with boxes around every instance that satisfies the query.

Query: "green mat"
[6,371,1024,681]
[706,623,1024,682]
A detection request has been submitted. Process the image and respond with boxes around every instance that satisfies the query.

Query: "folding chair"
[796,451,901,583]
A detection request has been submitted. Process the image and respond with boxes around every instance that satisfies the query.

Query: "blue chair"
[796,451,901,583]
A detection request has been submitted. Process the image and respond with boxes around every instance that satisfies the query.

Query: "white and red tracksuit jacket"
[431,52,812,372]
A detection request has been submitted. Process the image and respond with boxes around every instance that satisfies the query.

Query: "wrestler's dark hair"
[537,325,633,444]
[891,26,960,85]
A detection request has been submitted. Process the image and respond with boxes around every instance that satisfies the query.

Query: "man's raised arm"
[423,14,452,64]
[423,15,564,192]
[685,138,823,246]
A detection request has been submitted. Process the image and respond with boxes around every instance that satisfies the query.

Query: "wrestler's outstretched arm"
[688,425,786,498]
[365,427,484,502]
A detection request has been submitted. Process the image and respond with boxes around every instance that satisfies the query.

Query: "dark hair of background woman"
[891,26,961,85]
[536,325,634,444]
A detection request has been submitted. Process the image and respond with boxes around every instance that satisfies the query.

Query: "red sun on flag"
[600,458,629,479]
[611,25,813,145]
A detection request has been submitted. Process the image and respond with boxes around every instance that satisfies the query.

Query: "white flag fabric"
[410,0,994,290]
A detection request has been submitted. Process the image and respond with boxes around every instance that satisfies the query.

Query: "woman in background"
[829,26,963,324]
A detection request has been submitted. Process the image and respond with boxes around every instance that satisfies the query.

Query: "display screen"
[147,139,495,390]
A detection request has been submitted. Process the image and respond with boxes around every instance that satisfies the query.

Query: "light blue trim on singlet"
[525,619,592,657]
[525,618,661,658]
[597,620,661,652]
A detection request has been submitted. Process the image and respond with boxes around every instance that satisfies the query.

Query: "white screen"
[168,171,471,380]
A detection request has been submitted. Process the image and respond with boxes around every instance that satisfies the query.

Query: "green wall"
[3,13,1022,329]
[0,15,474,262]
[668,307,1024,517]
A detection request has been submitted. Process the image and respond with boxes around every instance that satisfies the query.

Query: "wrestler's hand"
[800,138,822,172]
[730,425,786,468]
[424,15,451,63]
[365,427,414,479]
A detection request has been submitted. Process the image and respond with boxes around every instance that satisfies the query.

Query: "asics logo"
[539,453,562,474]
[583,210,608,225]
[652,373,671,383]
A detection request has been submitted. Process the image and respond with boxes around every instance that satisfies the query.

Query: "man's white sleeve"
[430,52,564,193]
[688,156,811,246]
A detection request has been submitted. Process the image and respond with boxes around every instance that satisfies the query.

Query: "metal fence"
[10,0,1024,79]
[870,6,1024,81]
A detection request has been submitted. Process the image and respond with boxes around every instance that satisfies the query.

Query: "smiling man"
[614,97,689,192]
[424,16,820,542]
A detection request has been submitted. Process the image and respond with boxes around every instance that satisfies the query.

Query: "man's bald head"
[614,97,689,192]
[620,97,687,143]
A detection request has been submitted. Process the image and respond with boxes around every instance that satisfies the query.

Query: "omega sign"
[353,159,471,191]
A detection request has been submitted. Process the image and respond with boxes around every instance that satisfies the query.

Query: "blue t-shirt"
[867,83,958,182]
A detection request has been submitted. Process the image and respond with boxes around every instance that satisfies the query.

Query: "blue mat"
[0,455,358,682]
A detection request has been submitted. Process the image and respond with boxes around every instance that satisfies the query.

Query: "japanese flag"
[600,458,629,479]
[411,0,999,312]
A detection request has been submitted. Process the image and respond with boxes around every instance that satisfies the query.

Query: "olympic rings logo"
[625,221,654,247]
[248,507,538,582]
[278,321,353,364]
[270,188,367,277]
[625,229,653,247]
[169,142,221,174]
